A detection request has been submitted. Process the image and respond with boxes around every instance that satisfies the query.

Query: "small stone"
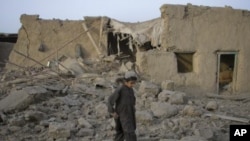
[206,101,218,111]
[182,105,202,117]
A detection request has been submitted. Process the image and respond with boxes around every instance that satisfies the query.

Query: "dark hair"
[124,76,137,82]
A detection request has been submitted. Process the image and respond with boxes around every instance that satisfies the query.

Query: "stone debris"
[161,80,175,91]
[48,122,73,139]
[205,100,218,111]
[151,102,178,118]
[59,57,85,76]
[0,55,249,141]
[139,80,160,96]
[169,92,186,105]
[136,110,153,124]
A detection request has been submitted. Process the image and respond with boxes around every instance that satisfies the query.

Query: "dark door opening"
[217,52,238,94]
[107,32,136,61]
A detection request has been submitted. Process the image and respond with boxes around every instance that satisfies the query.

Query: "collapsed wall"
[137,4,250,93]
[6,15,108,69]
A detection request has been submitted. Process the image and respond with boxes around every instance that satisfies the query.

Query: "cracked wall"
[6,15,107,69]
[137,4,250,93]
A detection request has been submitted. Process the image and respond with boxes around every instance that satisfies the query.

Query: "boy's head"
[124,71,137,88]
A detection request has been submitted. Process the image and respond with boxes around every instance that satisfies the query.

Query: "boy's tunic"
[107,85,136,132]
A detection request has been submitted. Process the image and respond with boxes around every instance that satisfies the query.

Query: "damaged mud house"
[2,4,250,94]
[1,4,250,141]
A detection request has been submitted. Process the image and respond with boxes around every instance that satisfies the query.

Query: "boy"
[107,71,138,141]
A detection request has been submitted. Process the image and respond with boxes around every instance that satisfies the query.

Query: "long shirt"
[107,85,136,132]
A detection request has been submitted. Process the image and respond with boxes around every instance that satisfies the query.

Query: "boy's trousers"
[114,117,137,141]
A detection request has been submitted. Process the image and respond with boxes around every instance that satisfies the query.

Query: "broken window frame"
[174,51,195,73]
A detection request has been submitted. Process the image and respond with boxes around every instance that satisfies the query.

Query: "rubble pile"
[0,58,250,141]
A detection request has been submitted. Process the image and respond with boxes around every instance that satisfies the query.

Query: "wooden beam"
[82,22,101,55]
[204,113,250,123]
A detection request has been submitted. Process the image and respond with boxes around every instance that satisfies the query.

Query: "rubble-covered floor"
[0,59,250,141]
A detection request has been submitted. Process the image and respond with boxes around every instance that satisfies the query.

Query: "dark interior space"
[140,41,154,51]
[175,52,194,73]
[0,34,17,68]
[0,34,18,43]
[219,54,235,91]
[107,32,136,61]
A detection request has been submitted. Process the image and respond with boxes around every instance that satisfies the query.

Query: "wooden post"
[117,35,120,56]
[82,22,101,55]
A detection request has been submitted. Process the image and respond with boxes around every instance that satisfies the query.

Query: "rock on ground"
[150,102,178,118]
[182,105,202,117]
[169,92,186,105]
[136,111,153,124]
[95,103,108,118]
[139,81,160,96]
[161,80,175,91]
[158,90,175,102]
[48,121,75,139]
[0,86,48,112]
[206,101,218,111]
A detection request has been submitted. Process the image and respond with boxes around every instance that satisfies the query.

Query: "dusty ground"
[0,60,250,141]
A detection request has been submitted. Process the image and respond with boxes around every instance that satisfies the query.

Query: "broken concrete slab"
[0,86,48,112]
[59,57,85,76]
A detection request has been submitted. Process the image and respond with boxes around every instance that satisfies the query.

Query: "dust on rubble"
[0,58,250,141]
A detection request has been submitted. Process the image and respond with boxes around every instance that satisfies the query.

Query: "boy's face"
[125,81,136,88]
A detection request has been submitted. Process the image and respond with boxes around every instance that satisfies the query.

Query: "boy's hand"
[111,112,119,119]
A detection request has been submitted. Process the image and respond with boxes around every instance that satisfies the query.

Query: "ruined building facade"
[6,4,250,94]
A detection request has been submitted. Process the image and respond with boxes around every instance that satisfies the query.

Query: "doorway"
[217,52,238,94]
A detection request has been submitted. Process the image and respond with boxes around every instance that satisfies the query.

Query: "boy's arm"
[107,87,121,113]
